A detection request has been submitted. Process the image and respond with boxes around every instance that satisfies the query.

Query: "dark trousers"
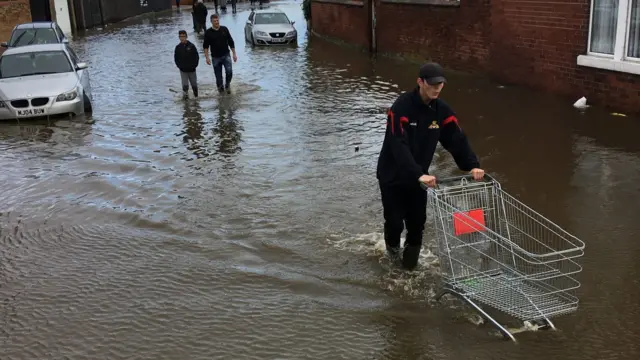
[212,55,233,89]
[380,183,427,249]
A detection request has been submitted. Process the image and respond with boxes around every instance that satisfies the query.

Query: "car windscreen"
[9,28,59,47]
[0,51,73,79]
[254,13,290,25]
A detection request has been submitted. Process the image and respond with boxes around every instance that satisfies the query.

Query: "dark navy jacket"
[376,87,480,186]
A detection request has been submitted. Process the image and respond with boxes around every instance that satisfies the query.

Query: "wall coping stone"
[312,0,365,7]
[381,0,460,6]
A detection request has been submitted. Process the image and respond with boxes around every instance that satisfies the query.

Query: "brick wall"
[311,1,369,49]
[489,0,640,115]
[0,0,32,46]
[310,0,640,115]
[376,0,490,72]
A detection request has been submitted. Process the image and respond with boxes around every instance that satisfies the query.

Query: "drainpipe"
[97,0,105,26]
[78,0,86,30]
[68,0,78,34]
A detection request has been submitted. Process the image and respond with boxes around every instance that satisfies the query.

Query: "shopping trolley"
[424,174,585,341]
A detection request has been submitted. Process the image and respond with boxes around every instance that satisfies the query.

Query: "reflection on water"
[0,1,640,359]
[181,100,206,157]
[213,99,243,158]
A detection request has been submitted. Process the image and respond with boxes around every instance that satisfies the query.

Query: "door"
[30,0,53,22]
[67,47,91,99]
[245,13,254,41]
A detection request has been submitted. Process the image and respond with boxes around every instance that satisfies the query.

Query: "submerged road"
[1,1,639,359]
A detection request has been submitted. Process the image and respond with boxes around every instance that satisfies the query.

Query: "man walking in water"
[174,30,200,98]
[376,62,485,271]
[192,0,208,33]
[203,13,237,94]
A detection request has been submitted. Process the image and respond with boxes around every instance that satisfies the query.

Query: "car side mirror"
[0,42,8,48]
[76,62,88,70]
[291,21,295,25]
[62,38,69,44]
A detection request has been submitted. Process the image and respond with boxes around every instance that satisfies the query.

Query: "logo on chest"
[428,121,439,129]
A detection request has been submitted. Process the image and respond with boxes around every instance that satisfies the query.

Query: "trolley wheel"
[526,319,556,331]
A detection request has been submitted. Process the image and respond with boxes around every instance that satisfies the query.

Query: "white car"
[0,43,93,120]
[244,9,297,46]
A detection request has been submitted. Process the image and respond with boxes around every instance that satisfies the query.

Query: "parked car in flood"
[1,22,69,49]
[0,43,93,120]
[244,9,297,46]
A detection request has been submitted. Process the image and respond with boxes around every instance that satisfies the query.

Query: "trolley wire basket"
[425,174,585,341]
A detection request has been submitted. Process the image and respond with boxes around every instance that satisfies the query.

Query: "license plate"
[16,108,46,117]
[271,38,286,43]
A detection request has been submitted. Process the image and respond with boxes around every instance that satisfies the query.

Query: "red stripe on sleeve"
[443,116,458,126]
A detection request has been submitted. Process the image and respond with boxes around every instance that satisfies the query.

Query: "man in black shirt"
[203,13,237,94]
[376,62,485,271]
[174,30,200,98]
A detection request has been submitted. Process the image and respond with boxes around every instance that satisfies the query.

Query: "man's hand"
[418,175,436,188]
[232,54,237,62]
[206,57,211,66]
[470,168,485,180]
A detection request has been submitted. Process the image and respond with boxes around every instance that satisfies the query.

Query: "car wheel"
[83,93,93,113]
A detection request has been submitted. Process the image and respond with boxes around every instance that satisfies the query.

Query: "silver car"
[244,9,297,46]
[0,43,93,120]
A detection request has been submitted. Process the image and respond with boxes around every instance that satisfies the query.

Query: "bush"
[302,0,311,22]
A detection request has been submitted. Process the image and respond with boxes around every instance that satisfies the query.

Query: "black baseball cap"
[419,62,447,85]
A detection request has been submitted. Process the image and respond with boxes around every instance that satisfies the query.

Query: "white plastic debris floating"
[573,96,589,109]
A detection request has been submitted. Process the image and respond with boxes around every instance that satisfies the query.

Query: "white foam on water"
[326,231,538,333]
[328,231,441,302]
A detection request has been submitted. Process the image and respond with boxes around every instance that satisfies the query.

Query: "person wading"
[193,0,208,33]
[376,62,485,271]
[174,30,200,98]
[203,13,237,94]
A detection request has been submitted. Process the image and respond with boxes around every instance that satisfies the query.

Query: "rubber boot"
[384,226,401,259]
[402,245,421,271]
[192,86,198,98]
[182,85,189,98]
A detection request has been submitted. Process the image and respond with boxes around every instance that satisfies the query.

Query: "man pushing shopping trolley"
[376,63,585,341]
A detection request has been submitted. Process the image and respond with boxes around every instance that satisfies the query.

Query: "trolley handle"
[419,173,497,190]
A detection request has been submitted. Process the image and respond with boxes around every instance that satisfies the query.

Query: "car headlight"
[255,31,268,37]
[56,89,77,102]
[286,31,296,37]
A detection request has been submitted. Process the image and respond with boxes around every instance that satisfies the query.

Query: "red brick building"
[310,0,640,115]
[0,1,33,44]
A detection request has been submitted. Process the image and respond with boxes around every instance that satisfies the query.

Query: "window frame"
[578,0,640,75]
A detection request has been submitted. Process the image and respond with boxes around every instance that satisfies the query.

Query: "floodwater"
[1,1,640,359]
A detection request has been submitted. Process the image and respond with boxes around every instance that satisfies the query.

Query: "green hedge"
[302,0,311,21]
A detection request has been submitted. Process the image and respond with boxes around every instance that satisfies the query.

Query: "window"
[630,0,640,57]
[9,28,60,47]
[578,0,640,75]
[254,13,291,25]
[0,51,73,79]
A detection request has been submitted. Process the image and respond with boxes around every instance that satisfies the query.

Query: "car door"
[55,23,68,43]
[245,13,254,40]
[66,47,91,99]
